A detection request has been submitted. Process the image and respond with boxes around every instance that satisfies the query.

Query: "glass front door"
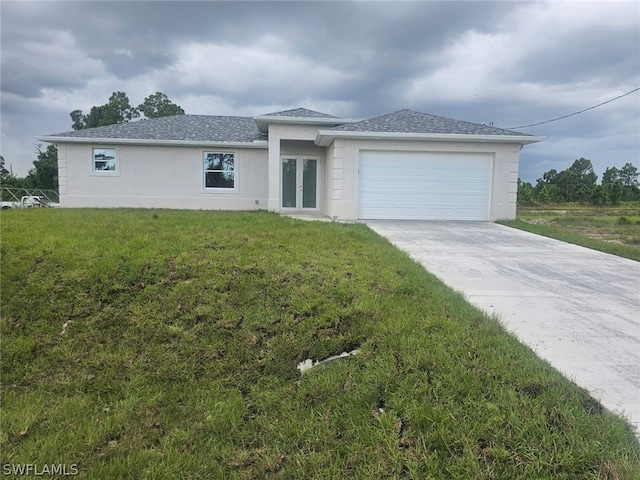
[281,157,318,210]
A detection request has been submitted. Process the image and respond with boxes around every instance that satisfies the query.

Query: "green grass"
[499,205,640,261]
[2,209,639,479]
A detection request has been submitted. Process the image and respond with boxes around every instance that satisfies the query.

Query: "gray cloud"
[512,26,640,85]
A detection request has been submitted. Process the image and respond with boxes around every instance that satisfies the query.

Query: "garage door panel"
[358,151,491,220]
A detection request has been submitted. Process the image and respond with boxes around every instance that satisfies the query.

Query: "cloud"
[407,29,515,105]
[407,0,640,106]
[1,27,105,98]
[164,35,354,102]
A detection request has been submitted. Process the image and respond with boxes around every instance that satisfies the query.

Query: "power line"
[508,87,640,129]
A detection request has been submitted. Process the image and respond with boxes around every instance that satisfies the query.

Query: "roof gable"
[253,107,349,133]
[260,107,341,119]
[330,109,529,136]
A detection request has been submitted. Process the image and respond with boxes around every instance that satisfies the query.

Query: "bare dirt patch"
[522,219,554,225]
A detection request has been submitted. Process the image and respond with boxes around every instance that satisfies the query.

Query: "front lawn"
[499,205,640,261]
[1,209,638,479]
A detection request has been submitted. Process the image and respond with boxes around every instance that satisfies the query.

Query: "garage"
[358,150,492,220]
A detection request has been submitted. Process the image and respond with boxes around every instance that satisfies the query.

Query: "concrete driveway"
[366,220,640,431]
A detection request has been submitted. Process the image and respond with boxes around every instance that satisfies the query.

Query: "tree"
[609,181,624,205]
[0,155,10,182]
[520,160,639,206]
[517,178,535,205]
[26,144,58,191]
[138,92,184,118]
[0,156,29,191]
[619,162,639,189]
[103,91,140,125]
[601,166,620,191]
[70,110,85,131]
[618,162,639,201]
[554,169,578,202]
[590,185,607,206]
[534,168,556,199]
[575,184,592,203]
[568,157,597,186]
[532,159,598,203]
[538,185,551,203]
[536,168,557,187]
[565,158,597,202]
[601,163,639,202]
[70,91,140,130]
[70,91,184,130]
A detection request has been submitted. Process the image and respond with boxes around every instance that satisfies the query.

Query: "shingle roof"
[329,109,530,136]
[43,108,536,144]
[260,107,341,119]
[49,115,267,142]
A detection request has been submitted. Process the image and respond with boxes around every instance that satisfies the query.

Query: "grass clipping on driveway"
[2,210,638,479]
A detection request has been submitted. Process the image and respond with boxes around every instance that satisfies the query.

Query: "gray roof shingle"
[329,109,530,136]
[260,107,341,119]
[49,114,267,142]
[44,108,535,143]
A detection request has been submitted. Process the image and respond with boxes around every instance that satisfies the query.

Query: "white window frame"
[91,147,119,176]
[203,152,236,190]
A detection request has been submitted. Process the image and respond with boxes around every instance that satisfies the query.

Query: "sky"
[1,0,639,183]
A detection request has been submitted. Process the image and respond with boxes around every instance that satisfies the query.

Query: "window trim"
[90,147,119,176]
[203,151,237,191]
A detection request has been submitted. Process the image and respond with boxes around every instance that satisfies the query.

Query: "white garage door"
[358,150,492,220]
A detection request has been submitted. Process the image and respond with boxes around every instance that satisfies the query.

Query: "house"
[36,108,542,221]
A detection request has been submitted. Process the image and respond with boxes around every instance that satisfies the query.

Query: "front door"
[281,157,318,211]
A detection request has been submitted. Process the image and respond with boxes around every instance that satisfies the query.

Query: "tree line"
[1,146,59,192]
[518,158,639,205]
[1,92,184,192]
[71,91,184,130]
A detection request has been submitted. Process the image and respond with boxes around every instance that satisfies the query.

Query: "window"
[204,152,235,189]
[93,148,117,172]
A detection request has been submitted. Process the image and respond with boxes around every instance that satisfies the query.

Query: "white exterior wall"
[58,143,268,210]
[325,139,521,221]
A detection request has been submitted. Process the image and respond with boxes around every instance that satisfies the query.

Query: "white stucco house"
[37,108,542,221]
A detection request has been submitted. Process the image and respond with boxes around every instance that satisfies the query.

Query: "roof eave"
[35,136,269,149]
[314,130,544,147]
